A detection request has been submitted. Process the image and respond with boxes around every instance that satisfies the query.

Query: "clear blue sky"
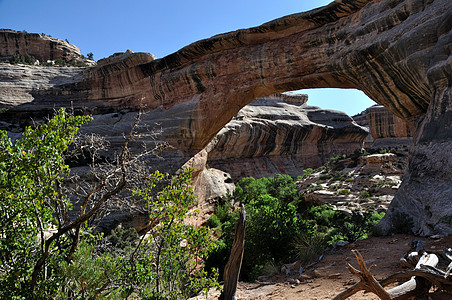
[0,0,375,116]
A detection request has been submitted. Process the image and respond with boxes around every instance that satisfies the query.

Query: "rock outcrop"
[299,152,407,215]
[0,63,85,108]
[366,105,414,149]
[207,93,368,180]
[352,110,375,148]
[0,29,91,64]
[0,0,451,235]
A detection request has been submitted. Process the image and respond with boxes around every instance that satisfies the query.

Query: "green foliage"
[56,241,122,299]
[303,168,314,176]
[87,52,94,60]
[205,202,238,280]
[243,193,303,280]
[0,111,218,299]
[106,225,140,255]
[306,205,384,243]
[360,189,371,198]
[292,231,329,265]
[54,57,66,66]
[207,175,306,281]
[7,53,36,65]
[0,108,91,297]
[330,211,385,243]
[235,174,302,206]
[338,188,351,195]
[130,169,219,298]
[207,181,385,281]
[297,168,314,180]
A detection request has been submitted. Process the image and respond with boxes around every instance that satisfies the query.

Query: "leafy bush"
[7,53,36,65]
[330,211,385,242]
[338,188,351,195]
[243,194,303,279]
[207,175,306,281]
[207,174,386,281]
[122,169,219,299]
[0,110,218,298]
[360,190,371,198]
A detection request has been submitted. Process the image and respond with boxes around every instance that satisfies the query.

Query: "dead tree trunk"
[334,250,442,299]
[219,205,246,300]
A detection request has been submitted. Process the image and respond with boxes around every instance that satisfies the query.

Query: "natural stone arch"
[71,0,447,150]
[3,0,452,235]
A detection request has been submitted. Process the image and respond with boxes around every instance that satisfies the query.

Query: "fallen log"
[333,249,444,299]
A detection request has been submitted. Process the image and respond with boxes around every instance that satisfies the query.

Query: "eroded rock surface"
[366,105,415,149]
[0,29,92,65]
[207,94,368,180]
[299,152,407,215]
[0,0,451,234]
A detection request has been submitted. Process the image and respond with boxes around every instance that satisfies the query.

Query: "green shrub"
[207,169,387,281]
[0,111,219,298]
[360,190,371,198]
[54,57,66,66]
[216,192,304,280]
[330,211,385,242]
[338,188,351,195]
[293,231,329,265]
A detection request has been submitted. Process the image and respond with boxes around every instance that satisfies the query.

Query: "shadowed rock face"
[367,105,415,139]
[207,94,368,180]
[0,0,451,235]
[365,105,414,149]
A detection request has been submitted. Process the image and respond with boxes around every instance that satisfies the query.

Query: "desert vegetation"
[0,109,403,299]
[2,53,92,67]
[0,109,217,299]
[206,170,385,282]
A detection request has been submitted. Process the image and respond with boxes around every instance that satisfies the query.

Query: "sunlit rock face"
[0,0,451,235]
[0,29,92,64]
[206,94,368,180]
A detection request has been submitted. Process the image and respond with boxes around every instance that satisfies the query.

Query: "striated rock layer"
[0,0,451,235]
[366,105,414,149]
[0,29,90,64]
[207,94,368,180]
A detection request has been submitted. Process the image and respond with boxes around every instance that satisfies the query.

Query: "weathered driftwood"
[333,249,446,300]
[219,205,246,300]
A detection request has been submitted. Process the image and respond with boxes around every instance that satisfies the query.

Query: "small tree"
[0,109,91,297]
[129,169,218,298]
[87,52,94,60]
[0,109,218,298]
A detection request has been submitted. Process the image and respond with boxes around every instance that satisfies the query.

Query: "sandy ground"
[192,234,452,299]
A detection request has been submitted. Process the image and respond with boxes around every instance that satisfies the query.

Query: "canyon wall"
[0,0,451,235]
[353,105,415,149]
[0,29,89,64]
[207,93,368,180]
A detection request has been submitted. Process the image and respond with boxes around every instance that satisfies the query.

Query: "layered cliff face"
[0,29,90,64]
[0,0,451,235]
[353,105,415,149]
[366,105,415,149]
[206,94,368,180]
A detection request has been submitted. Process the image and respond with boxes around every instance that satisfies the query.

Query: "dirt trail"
[193,234,452,299]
